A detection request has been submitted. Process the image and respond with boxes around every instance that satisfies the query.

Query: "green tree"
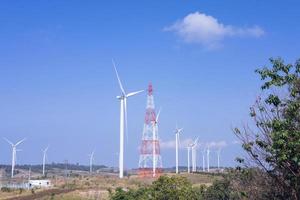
[234,58,300,199]
[150,176,202,200]
[109,176,203,200]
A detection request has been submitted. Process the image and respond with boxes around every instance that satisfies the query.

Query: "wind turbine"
[191,137,198,172]
[88,150,95,174]
[3,138,26,178]
[187,142,193,173]
[113,59,144,179]
[42,146,49,176]
[207,145,210,172]
[152,108,161,177]
[174,126,183,174]
[216,148,221,171]
[201,147,206,172]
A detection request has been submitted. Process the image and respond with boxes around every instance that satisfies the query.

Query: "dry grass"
[0,172,222,200]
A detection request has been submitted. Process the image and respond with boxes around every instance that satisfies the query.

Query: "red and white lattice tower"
[138,83,162,177]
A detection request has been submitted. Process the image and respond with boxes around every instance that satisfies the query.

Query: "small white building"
[28,179,51,188]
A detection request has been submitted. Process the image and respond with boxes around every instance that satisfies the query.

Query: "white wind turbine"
[113,60,144,179]
[207,145,210,172]
[201,147,206,172]
[88,150,95,174]
[191,137,198,172]
[42,146,49,176]
[174,126,183,174]
[152,108,161,177]
[187,142,193,173]
[216,148,221,171]
[3,138,26,178]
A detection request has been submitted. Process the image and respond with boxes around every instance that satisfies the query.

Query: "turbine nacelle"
[187,142,194,149]
[174,128,183,135]
[192,137,199,147]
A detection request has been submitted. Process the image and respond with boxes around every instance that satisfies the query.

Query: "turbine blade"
[112,59,126,95]
[46,154,49,163]
[44,145,49,153]
[194,137,199,146]
[15,138,26,146]
[126,90,144,97]
[156,108,162,123]
[178,133,181,147]
[3,137,13,146]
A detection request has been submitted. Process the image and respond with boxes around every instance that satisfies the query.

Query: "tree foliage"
[109,176,204,200]
[234,58,300,199]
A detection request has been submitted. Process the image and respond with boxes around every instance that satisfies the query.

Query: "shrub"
[1,187,11,192]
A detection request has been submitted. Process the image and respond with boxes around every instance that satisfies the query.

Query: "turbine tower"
[42,146,49,176]
[4,138,26,178]
[175,126,183,174]
[139,83,163,177]
[113,60,144,179]
[89,150,95,174]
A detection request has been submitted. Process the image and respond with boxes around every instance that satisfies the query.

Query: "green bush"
[110,176,203,200]
[1,187,11,192]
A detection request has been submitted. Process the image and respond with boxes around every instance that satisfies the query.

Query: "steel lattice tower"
[138,83,162,177]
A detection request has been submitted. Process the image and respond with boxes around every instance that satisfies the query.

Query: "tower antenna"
[138,83,163,177]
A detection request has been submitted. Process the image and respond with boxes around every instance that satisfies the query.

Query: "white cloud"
[161,139,228,150]
[160,138,194,149]
[207,141,227,149]
[232,140,242,145]
[164,12,265,48]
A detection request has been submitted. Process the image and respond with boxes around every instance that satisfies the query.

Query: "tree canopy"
[234,57,300,199]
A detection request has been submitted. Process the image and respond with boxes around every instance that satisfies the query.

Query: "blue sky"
[0,1,299,168]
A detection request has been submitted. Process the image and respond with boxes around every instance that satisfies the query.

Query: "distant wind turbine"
[216,148,221,170]
[201,148,206,172]
[152,108,161,177]
[174,126,183,174]
[88,150,95,174]
[42,146,49,176]
[113,59,144,179]
[207,145,210,172]
[191,137,198,172]
[187,142,193,173]
[3,138,26,178]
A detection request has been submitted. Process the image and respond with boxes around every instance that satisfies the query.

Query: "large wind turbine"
[113,60,144,179]
[191,137,198,172]
[152,108,161,177]
[3,138,26,178]
[89,150,95,174]
[42,146,49,176]
[174,126,183,174]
